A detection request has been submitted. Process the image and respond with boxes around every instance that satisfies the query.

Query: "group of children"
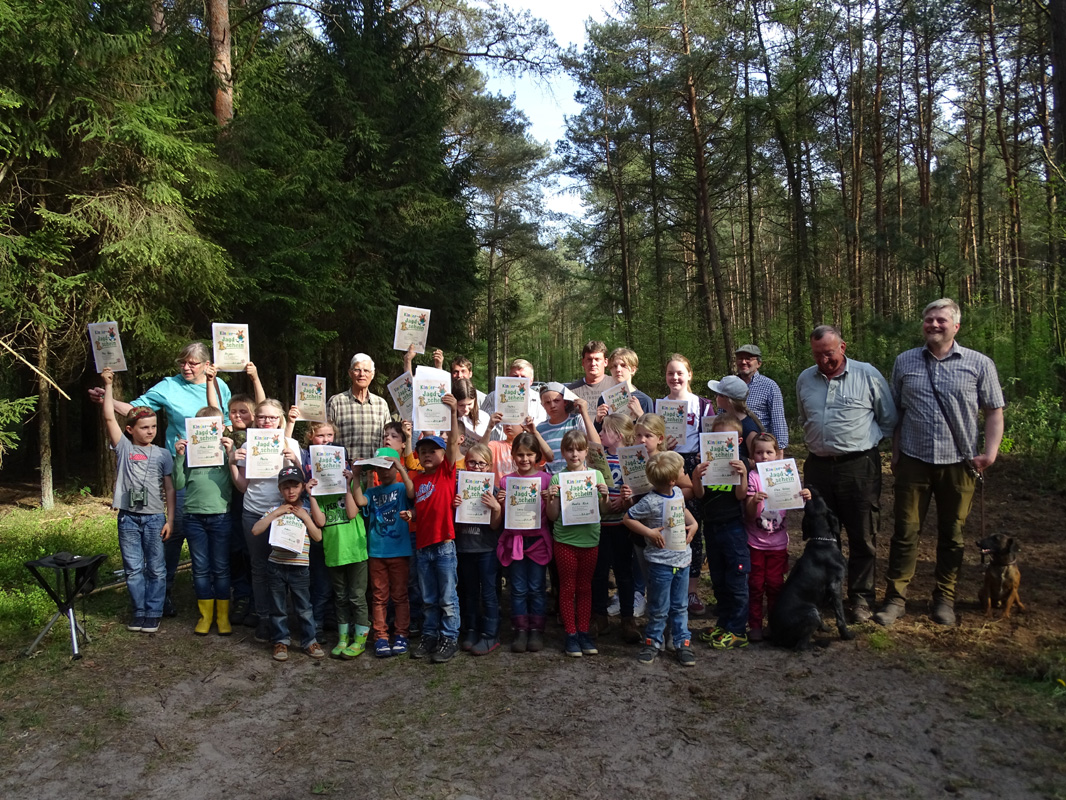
[102,347,810,666]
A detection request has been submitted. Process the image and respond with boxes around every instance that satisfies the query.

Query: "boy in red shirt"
[409,394,463,663]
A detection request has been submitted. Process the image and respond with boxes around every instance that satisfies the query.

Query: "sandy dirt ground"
[3,457,1065,800]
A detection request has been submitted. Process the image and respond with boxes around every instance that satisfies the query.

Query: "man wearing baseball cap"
[734,344,789,448]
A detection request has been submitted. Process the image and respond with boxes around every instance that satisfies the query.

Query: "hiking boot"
[711,631,748,650]
[637,639,659,665]
[373,638,392,658]
[676,639,696,667]
[931,598,956,626]
[873,600,906,627]
[460,629,479,652]
[850,601,873,624]
[411,636,438,659]
[430,637,458,663]
[391,635,409,656]
[272,643,288,661]
[578,632,598,655]
[564,633,582,657]
[306,642,326,659]
[620,617,642,644]
[471,635,500,656]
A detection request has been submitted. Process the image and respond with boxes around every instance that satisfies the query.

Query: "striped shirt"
[326,389,393,462]
[746,371,789,448]
[892,343,1004,465]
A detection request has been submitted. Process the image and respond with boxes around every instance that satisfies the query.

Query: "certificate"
[393,305,431,354]
[269,512,306,554]
[309,445,346,496]
[655,399,687,441]
[295,375,327,422]
[757,458,805,511]
[699,432,741,486]
[456,471,495,524]
[412,366,452,431]
[504,476,542,531]
[600,382,631,414]
[661,493,688,551]
[618,445,652,494]
[387,371,414,420]
[212,323,250,372]
[87,322,127,372]
[559,470,601,526]
[701,415,717,433]
[494,376,530,424]
[244,428,286,479]
[184,418,224,468]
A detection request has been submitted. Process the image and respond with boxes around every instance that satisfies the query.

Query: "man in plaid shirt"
[734,344,789,448]
[328,353,394,462]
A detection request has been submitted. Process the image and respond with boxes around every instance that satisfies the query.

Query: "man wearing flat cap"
[734,344,789,448]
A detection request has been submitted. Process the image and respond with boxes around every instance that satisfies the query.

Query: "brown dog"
[977,534,1024,619]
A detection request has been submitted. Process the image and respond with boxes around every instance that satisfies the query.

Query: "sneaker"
[306,642,326,659]
[272,643,288,661]
[688,592,706,616]
[471,635,500,656]
[676,639,696,667]
[141,617,160,633]
[564,633,582,657]
[577,632,598,655]
[127,616,145,632]
[633,592,648,618]
[606,594,621,617]
[374,638,393,658]
[748,626,764,643]
[873,601,906,627]
[391,635,409,656]
[430,637,458,663]
[698,626,725,644]
[711,631,748,650]
[255,618,271,642]
[931,598,956,626]
[637,639,659,665]
[411,636,438,659]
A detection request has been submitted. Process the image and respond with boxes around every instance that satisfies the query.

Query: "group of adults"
[96,297,1002,628]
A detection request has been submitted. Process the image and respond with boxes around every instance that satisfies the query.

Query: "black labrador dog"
[769,495,854,650]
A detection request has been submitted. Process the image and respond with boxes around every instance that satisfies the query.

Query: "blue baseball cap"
[415,435,447,451]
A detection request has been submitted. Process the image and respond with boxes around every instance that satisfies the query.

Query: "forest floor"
[1,454,1065,800]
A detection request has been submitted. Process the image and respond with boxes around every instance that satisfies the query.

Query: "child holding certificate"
[745,433,811,642]
[451,443,503,655]
[623,451,699,667]
[546,430,609,657]
[229,399,302,643]
[250,466,324,661]
[691,415,750,650]
[173,406,234,636]
[496,432,553,653]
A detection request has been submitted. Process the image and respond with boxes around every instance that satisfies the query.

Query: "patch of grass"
[865,628,894,652]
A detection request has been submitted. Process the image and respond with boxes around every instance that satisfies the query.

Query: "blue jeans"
[706,516,750,635]
[267,561,316,647]
[508,556,546,618]
[117,511,167,618]
[644,561,691,648]
[458,551,500,638]
[164,487,186,596]
[184,512,231,600]
[415,540,460,641]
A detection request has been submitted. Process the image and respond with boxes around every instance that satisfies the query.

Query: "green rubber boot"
[331,624,350,658]
[342,624,369,659]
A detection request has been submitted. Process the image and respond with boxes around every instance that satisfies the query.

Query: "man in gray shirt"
[797,325,897,622]
[566,340,617,408]
[874,299,1004,627]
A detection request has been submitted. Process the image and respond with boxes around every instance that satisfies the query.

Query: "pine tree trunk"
[38,323,54,510]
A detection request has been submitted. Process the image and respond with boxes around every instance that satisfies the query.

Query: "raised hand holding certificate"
[393,305,431,354]
[504,476,541,530]
[601,382,631,414]
[269,512,306,554]
[185,418,224,468]
[244,428,286,479]
[757,458,805,511]
[412,366,452,431]
[494,376,531,424]
[309,445,346,496]
[295,376,327,422]
[699,432,741,486]
[387,371,414,420]
[559,470,601,526]
[655,399,687,441]
[87,322,127,372]
[456,471,494,524]
[618,445,653,494]
[212,323,250,372]
[661,493,688,551]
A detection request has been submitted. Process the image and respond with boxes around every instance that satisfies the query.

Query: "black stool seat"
[24,553,107,659]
